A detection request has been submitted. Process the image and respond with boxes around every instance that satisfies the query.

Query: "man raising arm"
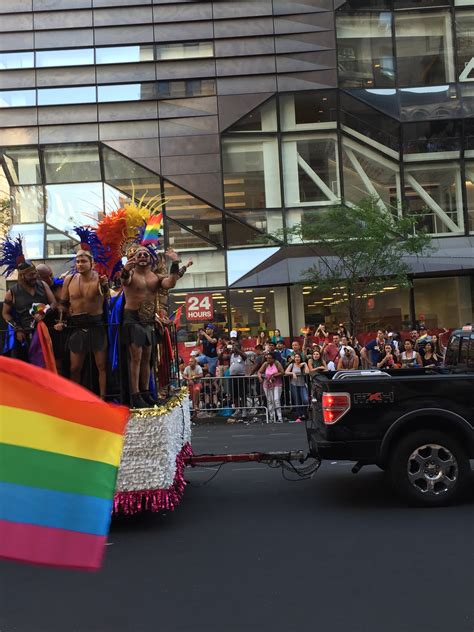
[121,246,181,408]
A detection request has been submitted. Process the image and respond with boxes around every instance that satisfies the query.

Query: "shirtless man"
[55,251,110,397]
[120,246,181,408]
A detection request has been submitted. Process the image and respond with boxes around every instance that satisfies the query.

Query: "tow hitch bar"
[185,450,308,467]
[184,450,321,481]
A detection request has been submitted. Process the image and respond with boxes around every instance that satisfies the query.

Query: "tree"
[0,194,11,241]
[286,199,433,334]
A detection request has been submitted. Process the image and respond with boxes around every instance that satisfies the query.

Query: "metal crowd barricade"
[193,375,269,423]
[188,373,315,423]
[279,374,312,420]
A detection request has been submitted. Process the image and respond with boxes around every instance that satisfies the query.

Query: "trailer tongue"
[184,449,321,479]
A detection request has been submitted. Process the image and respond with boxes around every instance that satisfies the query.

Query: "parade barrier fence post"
[190,374,313,422]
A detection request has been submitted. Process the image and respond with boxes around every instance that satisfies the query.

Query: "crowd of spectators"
[181,323,449,423]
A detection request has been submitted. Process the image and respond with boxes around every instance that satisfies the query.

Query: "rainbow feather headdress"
[94,191,166,278]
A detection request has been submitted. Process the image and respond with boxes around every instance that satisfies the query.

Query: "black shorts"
[123,309,153,348]
[67,314,107,354]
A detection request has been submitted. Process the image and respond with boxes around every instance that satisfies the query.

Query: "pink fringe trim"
[113,443,193,516]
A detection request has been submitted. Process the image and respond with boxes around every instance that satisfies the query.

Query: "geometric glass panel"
[43,145,101,184]
[163,180,223,247]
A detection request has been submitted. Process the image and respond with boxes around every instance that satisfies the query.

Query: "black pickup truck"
[309,326,474,506]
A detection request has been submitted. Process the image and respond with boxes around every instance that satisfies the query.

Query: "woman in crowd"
[421,341,441,368]
[285,352,310,420]
[337,346,359,370]
[270,328,284,345]
[314,323,329,345]
[308,348,328,374]
[257,351,285,423]
[431,333,446,358]
[256,330,268,348]
[400,339,423,368]
[217,338,232,377]
[377,343,399,369]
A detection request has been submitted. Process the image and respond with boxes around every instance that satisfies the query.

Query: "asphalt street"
[1,422,473,632]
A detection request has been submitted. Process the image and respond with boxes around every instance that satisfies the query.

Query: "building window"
[229,288,277,338]
[279,92,337,131]
[156,79,216,99]
[3,148,41,186]
[0,89,35,108]
[156,42,214,60]
[404,162,465,234]
[9,223,44,259]
[36,48,94,68]
[37,86,96,107]
[168,251,226,289]
[340,91,400,154]
[400,85,462,122]
[341,136,400,212]
[11,186,44,224]
[337,13,395,88]
[98,83,156,102]
[413,276,474,329]
[163,181,224,248]
[46,225,78,258]
[299,285,411,334]
[402,120,462,157]
[0,51,34,70]
[43,145,101,184]
[45,182,105,238]
[282,134,340,207]
[222,137,281,209]
[395,11,455,87]
[226,98,277,133]
[456,10,474,81]
[96,45,154,65]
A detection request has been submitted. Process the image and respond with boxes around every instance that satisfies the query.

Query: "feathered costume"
[0,234,56,372]
[84,193,167,405]
[0,235,34,278]
[72,226,109,273]
[95,194,165,279]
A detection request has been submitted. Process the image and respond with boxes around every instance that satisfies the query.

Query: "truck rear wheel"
[387,429,470,507]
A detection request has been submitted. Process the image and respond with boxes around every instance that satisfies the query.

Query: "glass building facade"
[0,0,473,337]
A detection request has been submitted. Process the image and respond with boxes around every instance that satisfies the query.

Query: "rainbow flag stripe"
[0,357,128,571]
[141,212,163,245]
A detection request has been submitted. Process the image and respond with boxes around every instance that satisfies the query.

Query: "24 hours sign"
[185,293,214,321]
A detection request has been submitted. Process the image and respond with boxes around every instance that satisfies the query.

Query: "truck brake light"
[322,392,351,424]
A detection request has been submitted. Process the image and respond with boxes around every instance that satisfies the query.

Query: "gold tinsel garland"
[129,386,188,419]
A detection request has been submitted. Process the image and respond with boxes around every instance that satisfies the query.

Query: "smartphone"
[121,256,128,265]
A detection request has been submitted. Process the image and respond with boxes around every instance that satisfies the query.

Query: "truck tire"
[387,429,470,507]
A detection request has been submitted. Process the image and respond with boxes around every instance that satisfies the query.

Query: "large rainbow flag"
[0,356,128,571]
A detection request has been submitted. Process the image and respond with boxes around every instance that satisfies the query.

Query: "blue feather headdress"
[0,234,34,277]
[72,226,109,267]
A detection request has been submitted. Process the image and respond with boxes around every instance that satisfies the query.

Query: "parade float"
[90,194,194,516]
[114,390,192,515]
